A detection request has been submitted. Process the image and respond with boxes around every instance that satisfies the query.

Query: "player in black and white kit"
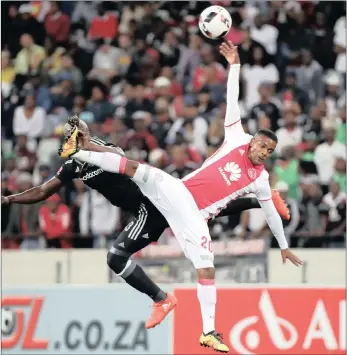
[1,116,288,329]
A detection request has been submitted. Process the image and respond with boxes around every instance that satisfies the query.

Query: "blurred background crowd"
[1,0,346,250]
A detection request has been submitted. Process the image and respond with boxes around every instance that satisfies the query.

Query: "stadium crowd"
[1,1,346,250]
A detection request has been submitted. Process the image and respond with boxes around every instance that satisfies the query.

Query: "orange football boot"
[145,292,177,329]
[272,189,290,220]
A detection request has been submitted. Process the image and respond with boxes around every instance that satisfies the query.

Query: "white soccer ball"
[199,6,232,40]
[1,308,16,336]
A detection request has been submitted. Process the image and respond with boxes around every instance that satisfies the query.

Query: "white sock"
[72,151,127,174]
[197,279,216,334]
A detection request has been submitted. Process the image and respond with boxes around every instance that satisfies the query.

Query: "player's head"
[249,129,278,165]
[63,115,90,141]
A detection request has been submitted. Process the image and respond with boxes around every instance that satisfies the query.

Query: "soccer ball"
[199,6,232,40]
[1,308,16,336]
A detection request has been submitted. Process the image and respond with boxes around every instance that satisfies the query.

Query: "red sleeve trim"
[258,197,272,202]
[224,119,241,128]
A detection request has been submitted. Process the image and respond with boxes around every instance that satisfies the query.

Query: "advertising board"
[174,287,346,355]
[2,286,172,354]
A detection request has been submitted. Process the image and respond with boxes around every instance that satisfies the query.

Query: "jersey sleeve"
[255,174,289,249]
[224,64,245,141]
[55,160,78,184]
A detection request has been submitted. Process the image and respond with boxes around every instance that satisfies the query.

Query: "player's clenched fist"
[219,40,240,65]
[281,248,304,267]
[1,196,10,205]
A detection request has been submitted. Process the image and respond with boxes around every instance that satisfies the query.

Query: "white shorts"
[135,165,214,269]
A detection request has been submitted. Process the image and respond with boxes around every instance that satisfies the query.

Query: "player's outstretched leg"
[107,214,177,329]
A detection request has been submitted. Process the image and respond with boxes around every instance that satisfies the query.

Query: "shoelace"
[210,332,224,344]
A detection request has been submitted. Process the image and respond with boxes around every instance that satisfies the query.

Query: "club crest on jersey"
[248,168,257,180]
[218,162,241,186]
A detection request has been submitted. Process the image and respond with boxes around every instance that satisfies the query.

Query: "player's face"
[249,135,276,165]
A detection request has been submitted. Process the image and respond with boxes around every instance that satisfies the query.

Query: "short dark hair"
[255,129,278,143]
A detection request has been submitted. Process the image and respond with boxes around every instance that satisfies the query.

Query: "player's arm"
[1,177,63,205]
[217,198,260,217]
[256,179,303,266]
[219,41,243,139]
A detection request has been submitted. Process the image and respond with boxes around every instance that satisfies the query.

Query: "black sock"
[122,263,167,302]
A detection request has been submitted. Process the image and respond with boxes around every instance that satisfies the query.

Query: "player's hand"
[219,40,240,65]
[281,248,303,267]
[1,196,10,205]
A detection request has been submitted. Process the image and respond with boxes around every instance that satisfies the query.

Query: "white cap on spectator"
[154,77,171,88]
[132,111,147,120]
[276,181,289,192]
[18,4,32,14]
[149,148,167,166]
[322,119,337,130]
[325,70,341,86]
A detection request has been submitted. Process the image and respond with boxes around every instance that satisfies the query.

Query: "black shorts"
[110,199,168,257]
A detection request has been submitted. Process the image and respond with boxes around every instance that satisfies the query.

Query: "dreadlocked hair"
[67,115,80,128]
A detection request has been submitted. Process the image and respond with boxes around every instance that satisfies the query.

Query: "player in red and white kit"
[60,41,302,353]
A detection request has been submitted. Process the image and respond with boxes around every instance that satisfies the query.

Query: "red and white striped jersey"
[183,136,271,220]
[182,63,288,249]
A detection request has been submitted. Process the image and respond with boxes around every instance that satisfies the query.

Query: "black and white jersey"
[55,137,153,215]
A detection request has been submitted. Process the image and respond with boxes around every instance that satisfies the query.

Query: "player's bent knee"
[107,251,129,275]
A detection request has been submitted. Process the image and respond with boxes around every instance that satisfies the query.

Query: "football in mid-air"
[199,6,232,40]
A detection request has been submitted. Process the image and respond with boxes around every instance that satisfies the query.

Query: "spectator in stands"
[27,73,52,112]
[324,71,342,117]
[237,206,268,241]
[322,179,346,236]
[11,4,45,52]
[336,104,346,144]
[295,182,326,246]
[275,102,303,155]
[314,121,346,192]
[333,158,346,193]
[275,181,300,247]
[293,48,324,104]
[274,146,300,200]
[124,111,158,162]
[71,1,99,29]
[51,53,83,93]
[39,193,72,248]
[176,33,202,85]
[242,45,279,110]
[238,27,266,66]
[88,2,118,41]
[79,190,120,248]
[4,173,41,249]
[279,71,310,114]
[87,85,115,124]
[13,94,46,140]
[51,75,75,112]
[333,14,346,77]
[150,97,174,148]
[250,14,278,56]
[165,144,197,179]
[250,82,281,132]
[15,33,45,75]
[71,95,95,123]
[44,1,70,48]
[14,135,37,174]
[1,51,15,86]
[88,39,125,85]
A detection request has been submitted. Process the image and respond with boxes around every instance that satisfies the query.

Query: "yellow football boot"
[200,331,229,353]
[59,127,79,158]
